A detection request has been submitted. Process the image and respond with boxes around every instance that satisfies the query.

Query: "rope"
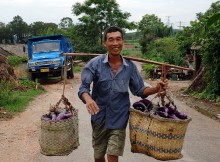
[62,56,67,96]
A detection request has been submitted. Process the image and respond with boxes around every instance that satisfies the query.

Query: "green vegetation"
[144,37,183,65]
[0,78,45,113]
[1,0,220,103]
[176,1,220,102]
[7,55,28,67]
[73,65,82,73]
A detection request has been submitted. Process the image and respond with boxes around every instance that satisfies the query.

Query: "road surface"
[0,72,220,162]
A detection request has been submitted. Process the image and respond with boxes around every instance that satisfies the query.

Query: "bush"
[0,78,45,112]
[7,55,28,67]
[73,65,81,73]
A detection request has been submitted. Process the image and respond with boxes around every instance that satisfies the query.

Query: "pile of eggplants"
[154,103,188,120]
[42,108,72,121]
[133,100,188,120]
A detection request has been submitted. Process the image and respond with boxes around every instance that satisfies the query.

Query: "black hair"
[103,26,124,41]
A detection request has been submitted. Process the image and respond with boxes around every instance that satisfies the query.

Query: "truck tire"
[67,61,74,79]
[28,72,35,81]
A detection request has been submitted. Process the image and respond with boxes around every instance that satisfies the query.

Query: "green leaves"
[70,0,135,53]
[207,12,220,28]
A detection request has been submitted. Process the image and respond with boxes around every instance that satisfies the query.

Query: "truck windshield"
[32,41,60,53]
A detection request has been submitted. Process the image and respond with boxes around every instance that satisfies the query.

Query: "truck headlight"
[28,62,36,66]
[51,59,60,65]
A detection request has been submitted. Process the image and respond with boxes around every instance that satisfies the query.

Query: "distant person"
[78,26,168,162]
[23,45,26,53]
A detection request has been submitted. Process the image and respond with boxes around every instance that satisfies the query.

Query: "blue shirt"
[78,54,147,129]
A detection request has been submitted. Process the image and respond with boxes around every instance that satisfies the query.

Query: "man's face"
[103,31,124,56]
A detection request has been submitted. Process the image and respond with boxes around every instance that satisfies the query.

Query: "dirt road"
[1,69,220,162]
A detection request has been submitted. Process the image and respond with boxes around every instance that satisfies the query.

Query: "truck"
[27,34,74,80]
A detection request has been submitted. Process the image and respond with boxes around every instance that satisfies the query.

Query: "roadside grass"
[74,65,82,73]
[7,55,28,67]
[0,78,45,113]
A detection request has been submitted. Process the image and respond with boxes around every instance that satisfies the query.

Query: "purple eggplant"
[139,99,152,111]
[157,106,168,113]
[133,101,146,112]
[51,113,57,120]
[157,111,169,118]
[64,113,72,119]
[168,113,178,119]
[168,105,177,114]
[56,112,66,120]
[175,111,187,119]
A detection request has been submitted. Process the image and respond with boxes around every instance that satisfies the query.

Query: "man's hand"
[156,79,169,97]
[143,79,169,97]
[156,79,168,91]
[82,93,99,115]
[86,98,99,115]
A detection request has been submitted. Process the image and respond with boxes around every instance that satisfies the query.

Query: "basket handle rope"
[155,64,175,106]
[51,56,76,115]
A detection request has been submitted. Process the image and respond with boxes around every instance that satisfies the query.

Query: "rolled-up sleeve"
[78,62,95,103]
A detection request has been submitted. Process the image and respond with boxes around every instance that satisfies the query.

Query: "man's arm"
[82,93,99,115]
[143,79,168,97]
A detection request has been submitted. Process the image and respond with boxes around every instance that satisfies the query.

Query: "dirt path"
[0,75,82,162]
[0,62,220,162]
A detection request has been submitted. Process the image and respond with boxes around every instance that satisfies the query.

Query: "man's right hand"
[82,93,99,115]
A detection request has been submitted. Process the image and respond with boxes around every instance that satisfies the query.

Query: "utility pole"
[177,21,185,30]
[166,16,171,27]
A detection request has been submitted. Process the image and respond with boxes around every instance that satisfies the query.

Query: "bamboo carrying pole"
[63,53,195,71]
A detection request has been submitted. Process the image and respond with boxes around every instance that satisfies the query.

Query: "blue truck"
[27,34,74,80]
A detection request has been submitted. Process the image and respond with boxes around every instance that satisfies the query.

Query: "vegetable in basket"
[154,102,188,120]
[133,99,153,112]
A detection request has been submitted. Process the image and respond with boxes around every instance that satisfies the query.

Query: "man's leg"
[106,129,126,162]
[107,154,118,162]
[92,121,108,162]
[95,157,106,162]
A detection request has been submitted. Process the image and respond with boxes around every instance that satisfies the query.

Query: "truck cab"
[27,34,74,80]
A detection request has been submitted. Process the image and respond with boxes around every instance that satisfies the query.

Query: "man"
[78,26,168,162]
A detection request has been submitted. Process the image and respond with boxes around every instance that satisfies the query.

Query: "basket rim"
[129,108,192,123]
[150,112,192,123]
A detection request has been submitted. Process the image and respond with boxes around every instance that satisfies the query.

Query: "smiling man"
[78,26,168,162]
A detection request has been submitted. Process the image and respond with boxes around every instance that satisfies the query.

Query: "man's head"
[103,26,124,56]
[103,26,124,41]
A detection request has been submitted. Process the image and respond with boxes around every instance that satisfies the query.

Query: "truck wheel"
[67,61,74,79]
[28,72,35,81]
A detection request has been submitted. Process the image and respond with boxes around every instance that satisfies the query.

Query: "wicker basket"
[39,109,79,156]
[129,108,191,160]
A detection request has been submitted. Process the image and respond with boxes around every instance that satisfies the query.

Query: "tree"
[29,21,45,36]
[72,0,136,48]
[59,17,73,29]
[138,14,173,54]
[0,22,7,43]
[7,15,29,43]
[29,22,58,36]
[145,37,183,65]
[181,1,220,100]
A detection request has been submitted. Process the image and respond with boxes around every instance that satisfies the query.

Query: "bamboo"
[63,53,195,71]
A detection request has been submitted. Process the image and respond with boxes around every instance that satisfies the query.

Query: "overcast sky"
[0,0,218,29]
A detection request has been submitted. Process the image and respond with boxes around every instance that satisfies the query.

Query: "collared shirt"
[78,54,147,129]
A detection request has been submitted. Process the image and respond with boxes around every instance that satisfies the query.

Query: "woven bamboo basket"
[129,108,191,160]
[39,109,79,156]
